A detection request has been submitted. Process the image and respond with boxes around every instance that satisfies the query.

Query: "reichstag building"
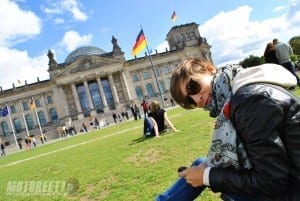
[0,22,212,144]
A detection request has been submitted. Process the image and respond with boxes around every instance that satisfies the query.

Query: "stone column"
[108,73,119,105]
[83,81,94,110]
[121,71,131,100]
[71,83,84,119]
[96,77,109,112]
[84,80,96,116]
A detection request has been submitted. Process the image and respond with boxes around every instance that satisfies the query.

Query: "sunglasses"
[183,78,201,109]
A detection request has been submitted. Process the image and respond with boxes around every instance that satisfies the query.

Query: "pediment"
[69,56,119,73]
[57,55,121,77]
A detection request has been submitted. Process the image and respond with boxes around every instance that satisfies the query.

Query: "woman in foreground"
[156,58,300,201]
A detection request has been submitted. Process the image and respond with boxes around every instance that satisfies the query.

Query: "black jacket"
[209,84,300,201]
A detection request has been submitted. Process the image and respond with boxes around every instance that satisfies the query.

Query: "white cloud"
[54,18,65,24]
[155,41,169,53]
[62,0,88,21]
[198,4,300,66]
[61,30,92,51]
[0,0,41,46]
[155,1,300,66]
[0,0,46,90]
[0,47,49,90]
[273,5,286,12]
[42,0,88,21]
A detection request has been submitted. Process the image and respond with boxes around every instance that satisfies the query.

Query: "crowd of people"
[15,133,47,151]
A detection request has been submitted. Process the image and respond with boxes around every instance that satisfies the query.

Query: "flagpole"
[141,26,165,108]
[5,105,19,149]
[19,101,30,137]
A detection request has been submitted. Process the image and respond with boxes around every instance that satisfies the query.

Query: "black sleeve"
[209,90,290,197]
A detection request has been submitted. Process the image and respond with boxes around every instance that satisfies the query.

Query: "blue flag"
[2,106,8,117]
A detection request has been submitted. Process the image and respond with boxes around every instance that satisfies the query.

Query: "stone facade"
[0,22,212,145]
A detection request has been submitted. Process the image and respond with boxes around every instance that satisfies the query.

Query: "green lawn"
[0,107,220,201]
[0,87,299,201]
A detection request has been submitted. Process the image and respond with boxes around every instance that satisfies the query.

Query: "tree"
[239,55,264,68]
[289,36,300,56]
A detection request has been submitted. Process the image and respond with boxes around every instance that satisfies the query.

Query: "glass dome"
[65,46,106,63]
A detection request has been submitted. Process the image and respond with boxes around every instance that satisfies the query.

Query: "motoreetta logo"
[6,178,79,196]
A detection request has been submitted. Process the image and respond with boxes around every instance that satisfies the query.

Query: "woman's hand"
[178,162,207,187]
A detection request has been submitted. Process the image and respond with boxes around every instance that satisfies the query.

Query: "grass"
[0,107,220,201]
[0,87,299,201]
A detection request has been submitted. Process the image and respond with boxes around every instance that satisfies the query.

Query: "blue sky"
[0,0,299,90]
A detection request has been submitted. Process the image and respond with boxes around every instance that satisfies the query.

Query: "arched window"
[1,121,10,136]
[25,114,34,130]
[135,86,143,101]
[146,83,154,97]
[38,111,47,126]
[49,108,58,122]
[13,118,22,134]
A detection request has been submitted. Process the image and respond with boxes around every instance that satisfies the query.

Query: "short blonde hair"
[170,58,215,109]
[150,100,160,113]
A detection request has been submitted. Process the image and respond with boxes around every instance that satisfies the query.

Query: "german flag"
[132,29,147,56]
[171,11,177,22]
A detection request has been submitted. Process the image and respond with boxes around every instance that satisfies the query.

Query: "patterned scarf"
[205,64,252,169]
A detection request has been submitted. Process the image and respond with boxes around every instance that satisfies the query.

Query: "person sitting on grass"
[143,100,178,138]
[156,58,300,201]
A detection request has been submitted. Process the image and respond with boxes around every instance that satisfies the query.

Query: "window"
[47,96,53,104]
[158,81,165,93]
[35,99,41,107]
[132,72,139,82]
[166,78,171,90]
[10,105,16,113]
[22,102,29,111]
[143,71,150,79]
[1,121,10,136]
[0,107,5,117]
[13,118,22,133]
[135,86,143,101]
[25,115,34,130]
[89,81,104,113]
[77,84,89,116]
[101,78,115,110]
[146,83,154,97]
[163,66,172,74]
[38,111,47,126]
[185,33,191,40]
[154,68,161,76]
[49,108,58,122]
